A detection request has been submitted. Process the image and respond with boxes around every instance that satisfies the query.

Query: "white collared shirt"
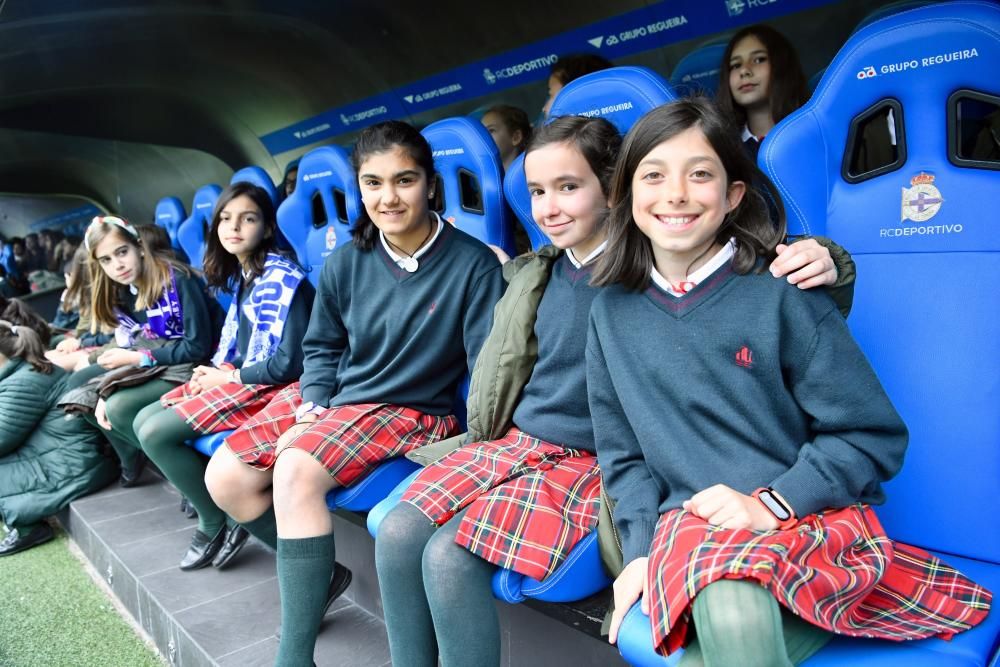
[379,212,444,270]
[742,125,760,144]
[566,240,608,269]
[651,240,736,296]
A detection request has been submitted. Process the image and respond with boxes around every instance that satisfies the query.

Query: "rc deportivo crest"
[901,172,944,223]
[325,225,337,250]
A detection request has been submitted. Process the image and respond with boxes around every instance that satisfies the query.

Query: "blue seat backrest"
[759,1,1000,564]
[504,67,679,249]
[176,184,222,271]
[154,196,187,251]
[421,117,514,256]
[231,166,279,209]
[669,40,729,98]
[276,146,361,286]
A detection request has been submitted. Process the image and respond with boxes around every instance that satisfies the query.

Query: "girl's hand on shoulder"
[97,349,143,370]
[95,398,112,431]
[770,238,837,289]
[608,556,649,646]
[683,484,778,532]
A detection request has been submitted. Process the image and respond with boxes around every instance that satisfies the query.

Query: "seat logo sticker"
[901,172,943,223]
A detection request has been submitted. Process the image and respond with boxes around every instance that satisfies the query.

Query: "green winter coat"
[0,358,117,529]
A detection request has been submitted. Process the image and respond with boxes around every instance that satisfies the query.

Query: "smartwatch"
[752,487,798,530]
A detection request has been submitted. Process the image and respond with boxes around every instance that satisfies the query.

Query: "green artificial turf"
[0,523,164,667]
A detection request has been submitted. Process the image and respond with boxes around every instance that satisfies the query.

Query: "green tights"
[133,402,227,537]
[678,579,832,667]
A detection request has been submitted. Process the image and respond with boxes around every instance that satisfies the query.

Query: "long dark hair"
[349,121,436,251]
[485,104,533,154]
[526,115,622,200]
[592,97,784,291]
[202,182,279,293]
[0,297,53,372]
[716,24,809,131]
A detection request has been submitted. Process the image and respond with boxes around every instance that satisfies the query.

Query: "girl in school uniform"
[204,120,506,667]
[375,115,850,667]
[717,24,810,162]
[588,98,991,666]
[75,216,218,486]
[131,183,315,571]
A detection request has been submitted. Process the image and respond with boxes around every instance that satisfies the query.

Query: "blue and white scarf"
[211,253,306,368]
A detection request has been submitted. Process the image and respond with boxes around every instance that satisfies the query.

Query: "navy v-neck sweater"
[587,263,907,563]
[300,223,505,415]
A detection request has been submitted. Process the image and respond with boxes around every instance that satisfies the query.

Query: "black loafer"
[120,452,147,488]
[179,527,226,571]
[211,525,251,569]
[0,523,54,557]
[275,562,353,638]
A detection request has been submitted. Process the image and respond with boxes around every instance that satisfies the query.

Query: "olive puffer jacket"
[0,358,117,529]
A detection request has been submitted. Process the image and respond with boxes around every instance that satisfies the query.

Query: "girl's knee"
[205,449,254,508]
[378,503,433,555]
[271,450,331,507]
[421,526,492,596]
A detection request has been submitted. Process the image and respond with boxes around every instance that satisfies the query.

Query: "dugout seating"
[617,3,1000,665]
[176,184,222,271]
[154,196,187,255]
[503,66,678,250]
[276,146,360,287]
[421,116,516,257]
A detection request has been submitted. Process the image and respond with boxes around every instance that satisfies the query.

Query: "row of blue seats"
[152,2,998,665]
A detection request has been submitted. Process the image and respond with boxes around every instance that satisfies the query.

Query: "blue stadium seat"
[231,165,280,208]
[276,146,361,286]
[668,38,729,98]
[176,184,222,271]
[421,117,515,257]
[188,430,233,458]
[504,66,678,250]
[619,2,1000,664]
[154,196,187,253]
[326,457,421,512]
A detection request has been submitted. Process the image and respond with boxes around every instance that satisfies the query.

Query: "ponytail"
[0,319,53,373]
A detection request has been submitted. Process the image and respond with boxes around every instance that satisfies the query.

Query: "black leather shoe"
[275,562,353,638]
[119,452,147,488]
[179,527,226,571]
[211,525,251,569]
[0,523,54,557]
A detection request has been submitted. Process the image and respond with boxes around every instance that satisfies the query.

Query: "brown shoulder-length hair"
[62,244,91,313]
[592,97,785,292]
[350,120,437,252]
[86,217,191,331]
[0,316,52,373]
[526,115,622,199]
[202,182,279,293]
[716,24,809,131]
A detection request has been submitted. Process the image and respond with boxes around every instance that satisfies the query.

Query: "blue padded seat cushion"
[326,456,420,513]
[492,530,611,604]
[188,430,233,457]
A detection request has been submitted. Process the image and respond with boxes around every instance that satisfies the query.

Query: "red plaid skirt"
[225,382,459,487]
[647,505,993,657]
[402,426,601,582]
[160,365,283,434]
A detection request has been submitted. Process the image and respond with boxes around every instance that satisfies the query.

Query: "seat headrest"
[669,40,728,98]
[231,166,279,208]
[154,196,187,249]
[760,0,1000,255]
[276,146,361,286]
[506,67,679,248]
[176,184,222,271]
[421,116,514,255]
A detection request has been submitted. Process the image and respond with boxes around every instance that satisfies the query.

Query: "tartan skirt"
[647,505,993,657]
[225,382,459,487]
[402,426,601,582]
[160,365,283,434]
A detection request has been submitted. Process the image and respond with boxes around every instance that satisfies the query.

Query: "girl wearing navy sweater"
[132,183,314,571]
[204,121,505,667]
[588,98,990,666]
[376,114,850,667]
[77,217,218,486]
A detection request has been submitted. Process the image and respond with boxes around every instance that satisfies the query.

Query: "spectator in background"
[23,234,45,273]
[281,159,300,201]
[717,24,809,162]
[481,105,532,170]
[542,53,613,117]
